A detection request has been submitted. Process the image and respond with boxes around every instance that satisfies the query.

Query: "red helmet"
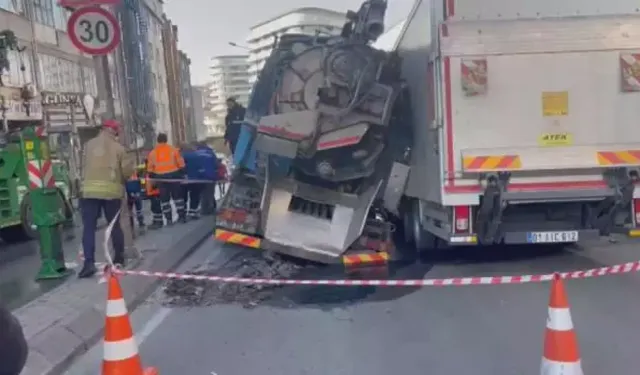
[102,119,121,133]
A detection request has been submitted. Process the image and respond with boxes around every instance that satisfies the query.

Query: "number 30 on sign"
[67,6,120,55]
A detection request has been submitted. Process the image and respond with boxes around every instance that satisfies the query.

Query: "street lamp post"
[228,42,250,50]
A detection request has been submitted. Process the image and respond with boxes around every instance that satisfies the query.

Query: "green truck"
[0,129,74,242]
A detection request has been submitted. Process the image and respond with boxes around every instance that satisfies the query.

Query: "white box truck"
[398,0,640,251]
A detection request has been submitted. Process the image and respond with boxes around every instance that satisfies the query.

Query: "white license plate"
[527,231,578,244]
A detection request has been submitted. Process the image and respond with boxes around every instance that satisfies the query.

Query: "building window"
[82,66,97,96]
[53,3,70,31]
[33,0,55,27]
[0,0,24,14]
[1,50,33,87]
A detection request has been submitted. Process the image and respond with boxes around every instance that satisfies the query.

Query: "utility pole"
[94,55,116,119]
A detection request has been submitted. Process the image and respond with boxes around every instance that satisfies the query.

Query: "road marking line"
[136,307,173,345]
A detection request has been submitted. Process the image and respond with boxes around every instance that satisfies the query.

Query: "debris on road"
[160,252,304,309]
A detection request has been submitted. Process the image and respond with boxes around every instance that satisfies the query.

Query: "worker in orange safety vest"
[144,158,163,229]
[146,133,186,225]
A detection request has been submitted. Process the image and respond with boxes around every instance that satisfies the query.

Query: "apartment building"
[178,50,195,143]
[141,0,171,141]
[205,55,250,136]
[191,85,206,141]
[246,8,346,84]
[161,16,195,146]
[0,0,101,187]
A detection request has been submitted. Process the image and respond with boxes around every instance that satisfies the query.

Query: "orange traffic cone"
[540,274,583,375]
[102,272,158,375]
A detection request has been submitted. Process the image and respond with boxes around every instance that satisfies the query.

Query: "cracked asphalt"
[65,235,640,375]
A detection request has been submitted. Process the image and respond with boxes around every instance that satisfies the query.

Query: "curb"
[21,218,214,375]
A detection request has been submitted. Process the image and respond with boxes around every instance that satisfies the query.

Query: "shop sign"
[41,92,85,107]
[1,91,43,121]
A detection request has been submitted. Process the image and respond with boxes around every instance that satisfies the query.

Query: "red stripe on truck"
[446,0,455,17]
[444,181,613,194]
[444,57,454,187]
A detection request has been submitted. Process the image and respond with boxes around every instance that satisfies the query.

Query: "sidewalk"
[15,216,214,375]
[0,200,173,310]
[0,226,84,311]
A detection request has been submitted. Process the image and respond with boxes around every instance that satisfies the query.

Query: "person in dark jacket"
[0,304,28,375]
[181,143,204,220]
[224,97,245,154]
[125,169,145,230]
[195,142,219,215]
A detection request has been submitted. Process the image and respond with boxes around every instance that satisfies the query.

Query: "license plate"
[527,231,578,244]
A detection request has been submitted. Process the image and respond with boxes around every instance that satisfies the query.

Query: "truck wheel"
[57,189,74,228]
[20,194,38,240]
[411,199,437,252]
[402,208,415,245]
[0,226,30,243]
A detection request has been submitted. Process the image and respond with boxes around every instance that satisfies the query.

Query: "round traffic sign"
[67,6,120,55]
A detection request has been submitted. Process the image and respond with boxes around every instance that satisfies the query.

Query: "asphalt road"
[65,236,640,375]
[0,226,80,310]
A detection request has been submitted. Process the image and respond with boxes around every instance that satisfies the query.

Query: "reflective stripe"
[540,358,583,374]
[106,298,128,317]
[83,180,123,199]
[103,337,139,361]
[546,307,574,331]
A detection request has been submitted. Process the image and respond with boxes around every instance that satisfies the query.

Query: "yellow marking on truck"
[596,150,640,166]
[542,91,568,116]
[538,133,573,147]
[214,229,261,248]
[628,229,640,238]
[342,252,389,266]
[462,155,522,171]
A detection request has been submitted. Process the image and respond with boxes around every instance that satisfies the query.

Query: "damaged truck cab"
[215,0,412,265]
[217,0,640,265]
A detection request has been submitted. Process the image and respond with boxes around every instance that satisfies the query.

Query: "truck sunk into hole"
[215,0,640,264]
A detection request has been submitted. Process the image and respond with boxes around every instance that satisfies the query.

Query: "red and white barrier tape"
[108,260,640,287]
[148,178,229,184]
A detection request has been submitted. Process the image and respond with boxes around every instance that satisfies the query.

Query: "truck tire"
[402,208,415,245]
[19,194,38,240]
[0,194,38,242]
[411,199,437,251]
[56,189,74,228]
[0,225,30,243]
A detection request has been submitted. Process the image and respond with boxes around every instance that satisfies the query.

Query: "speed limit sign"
[67,6,120,55]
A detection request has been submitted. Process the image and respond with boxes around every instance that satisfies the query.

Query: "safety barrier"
[100,264,590,374]
[97,209,603,374]
[103,260,640,286]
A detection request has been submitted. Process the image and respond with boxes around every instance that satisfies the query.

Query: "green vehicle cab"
[0,136,74,243]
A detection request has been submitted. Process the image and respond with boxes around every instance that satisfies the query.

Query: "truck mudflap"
[214,229,261,249]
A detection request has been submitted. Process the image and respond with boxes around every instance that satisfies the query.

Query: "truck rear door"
[440,0,640,192]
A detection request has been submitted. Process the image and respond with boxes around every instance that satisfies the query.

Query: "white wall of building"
[191,86,206,140]
[246,8,346,84]
[205,55,250,137]
[143,0,172,142]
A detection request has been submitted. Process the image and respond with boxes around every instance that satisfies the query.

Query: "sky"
[163,0,415,85]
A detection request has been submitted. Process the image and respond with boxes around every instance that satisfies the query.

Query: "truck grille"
[288,196,334,220]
